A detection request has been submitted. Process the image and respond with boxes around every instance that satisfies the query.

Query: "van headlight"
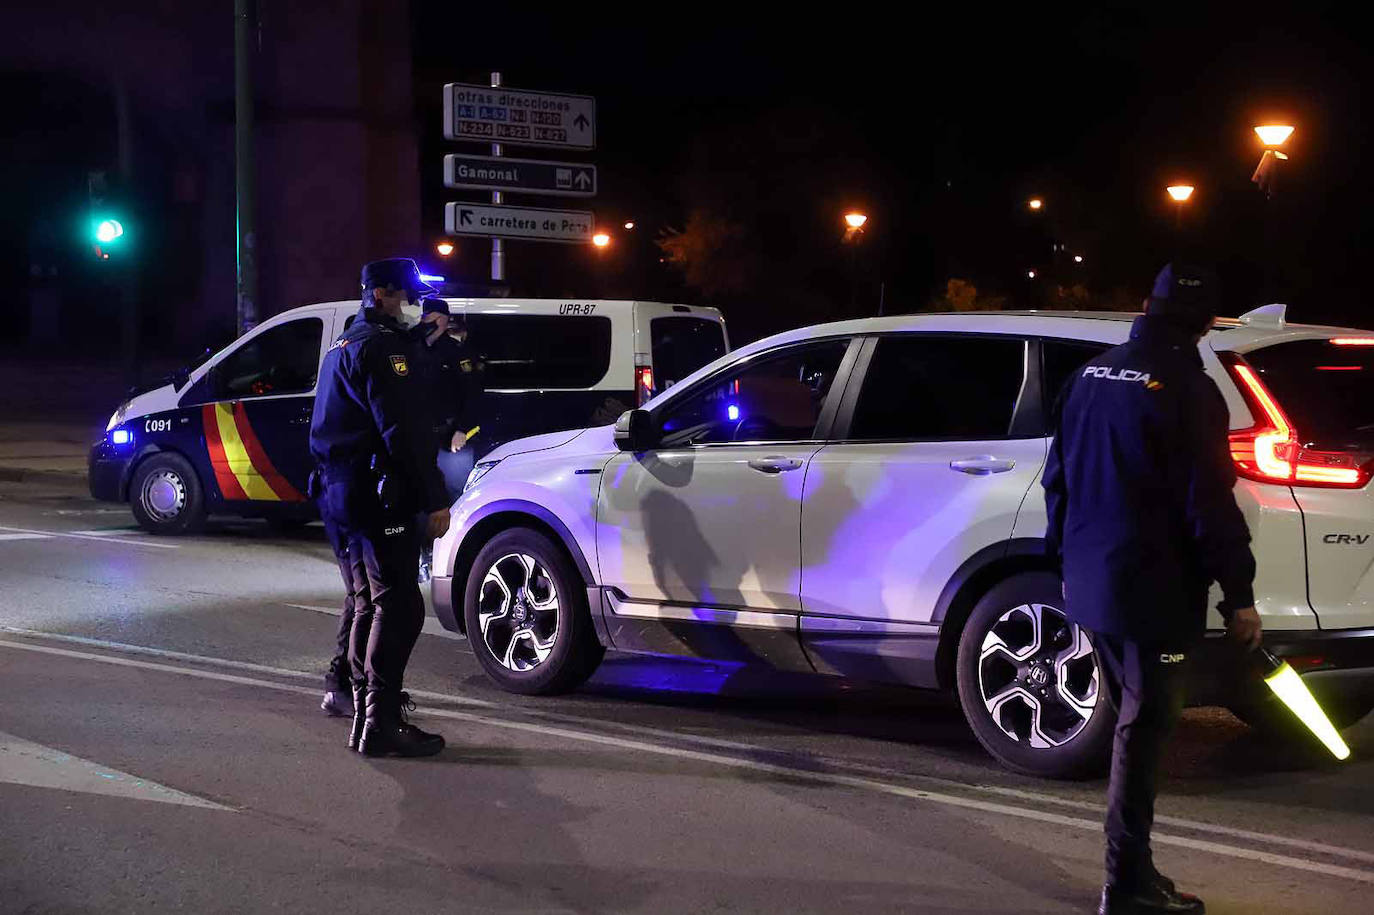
[464,459,501,493]
[106,402,130,432]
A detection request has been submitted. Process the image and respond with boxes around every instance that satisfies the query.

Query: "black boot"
[1098,875,1205,914]
[357,689,445,758]
[347,681,367,750]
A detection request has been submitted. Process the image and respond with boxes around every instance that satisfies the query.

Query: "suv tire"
[463,527,605,695]
[956,571,1114,778]
[129,452,207,535]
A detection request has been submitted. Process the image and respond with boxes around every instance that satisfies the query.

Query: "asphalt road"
[3,477,1373,914]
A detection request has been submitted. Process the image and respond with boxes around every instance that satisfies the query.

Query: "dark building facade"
[1,0,420,356]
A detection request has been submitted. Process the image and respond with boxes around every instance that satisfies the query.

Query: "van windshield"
[465,314,612,389]
[1246,339,1374,451]
[651,317,727,390]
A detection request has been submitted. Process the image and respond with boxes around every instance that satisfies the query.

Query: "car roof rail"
[1238,303,1287,328]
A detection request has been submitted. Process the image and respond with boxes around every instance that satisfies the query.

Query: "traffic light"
[88,170,127,259]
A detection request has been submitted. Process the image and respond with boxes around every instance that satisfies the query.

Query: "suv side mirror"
[614,409,658,452]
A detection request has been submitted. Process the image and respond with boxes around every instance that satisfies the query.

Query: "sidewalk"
[0,421,97,486]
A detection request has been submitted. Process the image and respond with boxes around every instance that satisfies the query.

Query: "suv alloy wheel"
[956,571,1115,778]
[463,527,605,695]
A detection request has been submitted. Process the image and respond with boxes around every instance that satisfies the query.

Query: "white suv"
[431,307,1374,777]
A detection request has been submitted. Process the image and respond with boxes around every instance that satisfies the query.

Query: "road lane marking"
[0,525,179,550]
[286,603,463,642]
[0,730,232,811]
[5,626,1373,870]
[0,627,490,708]
[2,632,1372,884]
[0,533,51,541]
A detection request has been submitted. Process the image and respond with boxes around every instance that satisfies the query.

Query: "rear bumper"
[88,442,134,502]
[1190,627,1374,706]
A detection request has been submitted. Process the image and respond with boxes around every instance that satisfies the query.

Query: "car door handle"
[949,456,1016,475]
[747,456,804,474]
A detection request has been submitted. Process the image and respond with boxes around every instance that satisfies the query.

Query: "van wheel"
[129,453,206,535]
[463,527,605,695]
[956,572,1115,778]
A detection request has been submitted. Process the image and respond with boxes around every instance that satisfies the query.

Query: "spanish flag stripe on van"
[229,402,304,502]
[201,404,249,501]
[201,403,304,502]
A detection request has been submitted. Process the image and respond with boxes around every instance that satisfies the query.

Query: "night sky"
[414,4,1370,342]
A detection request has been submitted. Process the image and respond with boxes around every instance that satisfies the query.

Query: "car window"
[658,340,850,446]
[1042,339,1112,412]
[650,317,728,390]
[208,318,323,400]
[847,336,1027,440]
[465,314,612,389]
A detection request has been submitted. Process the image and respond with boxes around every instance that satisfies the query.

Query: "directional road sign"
[444,154,596,198]
[444,83,595,150]
[445,202,594,244]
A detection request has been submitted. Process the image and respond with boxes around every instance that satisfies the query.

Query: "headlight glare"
[464,460,501,493]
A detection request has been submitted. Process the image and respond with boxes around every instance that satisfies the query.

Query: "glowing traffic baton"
[1260,649,1351,760]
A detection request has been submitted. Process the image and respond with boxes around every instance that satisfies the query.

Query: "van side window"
[206,318,323,400]
[466,314,612,389]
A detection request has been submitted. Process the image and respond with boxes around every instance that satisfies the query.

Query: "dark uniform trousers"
[322,514,365,693]
[1095,633,1194,891]
[318,468,425,695]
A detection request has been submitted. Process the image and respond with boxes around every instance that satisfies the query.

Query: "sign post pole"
[490,71,505,284]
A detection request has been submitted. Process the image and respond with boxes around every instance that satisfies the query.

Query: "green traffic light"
[94,218,125,244]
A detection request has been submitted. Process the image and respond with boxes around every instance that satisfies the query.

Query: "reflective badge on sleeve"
[389,355,409,376]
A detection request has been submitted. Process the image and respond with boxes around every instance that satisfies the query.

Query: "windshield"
[1245,339,1374,451]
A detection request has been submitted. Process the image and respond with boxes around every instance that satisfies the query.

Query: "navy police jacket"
[1043,315,1256,643]
[309,306,448,514]
[411,330,485,443]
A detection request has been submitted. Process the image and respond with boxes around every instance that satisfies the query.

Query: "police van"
[90,298,728,534]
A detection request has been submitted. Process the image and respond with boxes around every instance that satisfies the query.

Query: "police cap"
[1146,262,1220,333]
[360,258,436,297]
[420,296,451,317]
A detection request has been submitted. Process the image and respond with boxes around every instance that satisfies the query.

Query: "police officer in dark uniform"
[1044,263,1263,914]
[412,297,485,501]
[310,257,451,757]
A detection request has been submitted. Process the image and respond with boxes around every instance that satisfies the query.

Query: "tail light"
[1219,351,1371,489]
[635,365,655,406]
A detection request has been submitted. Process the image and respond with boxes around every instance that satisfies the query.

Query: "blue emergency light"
[110,429,132,446]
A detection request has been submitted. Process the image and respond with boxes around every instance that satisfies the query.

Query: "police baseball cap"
[1146,262,1220,330]
[420,296,451,317]
[360,258,435,297]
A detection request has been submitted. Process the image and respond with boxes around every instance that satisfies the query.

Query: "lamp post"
[1166,184,1194,229]
[843,212,868,310]
[1252,124,1294,301]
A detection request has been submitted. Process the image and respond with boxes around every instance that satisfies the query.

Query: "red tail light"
[635,365,655,406]
[1219,352,1370,489]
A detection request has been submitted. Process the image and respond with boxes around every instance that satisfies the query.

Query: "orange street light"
[1166,185,1195,202]
[436,241,455,257]
[844,212,868,229]
[592,233,611,248]
[1254,124,1295,148]
[1027,198,1044,211]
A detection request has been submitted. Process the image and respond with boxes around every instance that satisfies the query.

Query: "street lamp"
[1166,184,1195,233]
[844,212,868,229]
[435,241,454,257]
[1254,124,1295,148]
[623,221,635,230]
[1027,269,1037,279]
[592,232,610,248]
[1073,254,1084,264]
[1027,197,1043,211]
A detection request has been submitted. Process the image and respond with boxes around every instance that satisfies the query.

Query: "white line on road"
[0,533,51,541]
[0,730,233,812]
[0,525,179,550]
[1,631,1372,884]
